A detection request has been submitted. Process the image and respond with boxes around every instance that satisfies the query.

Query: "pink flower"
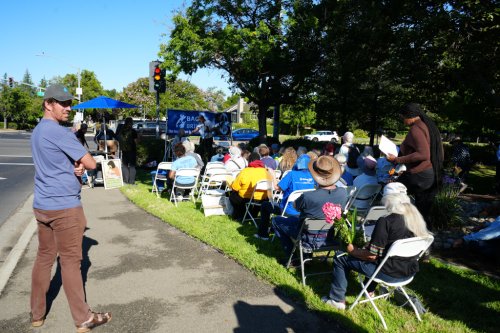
[322,202,342,224]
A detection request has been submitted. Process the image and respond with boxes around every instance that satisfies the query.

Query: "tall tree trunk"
[369,94,378,146]
[273,104,280,140]
[296,124,300,136]
[258,103,268,143]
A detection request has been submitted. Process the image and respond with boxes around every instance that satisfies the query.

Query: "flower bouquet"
[322,202,365,248]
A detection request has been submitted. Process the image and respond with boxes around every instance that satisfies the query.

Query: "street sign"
[37,91,44,97]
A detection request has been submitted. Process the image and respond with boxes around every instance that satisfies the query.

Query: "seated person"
[453,216,500,258]
[254,154,316,240]
[229,152,272,221]
[210,147,225,162]
[334,154,353,186]
[183,141,204,170]
[352,155,379,209]
[259,144,278,170]
[322,182,432,310]
[94,124,116,142]
[169,143,198,197]
[225,146,248,172]
[278,147,297,173]
[172,128,190,147]
[273,156,348,260]
[376,152,394,184]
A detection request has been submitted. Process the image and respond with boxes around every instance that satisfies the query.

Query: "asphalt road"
[0,131,34,227]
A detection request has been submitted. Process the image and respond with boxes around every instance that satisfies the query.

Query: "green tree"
[160,0,322,139]
[281,103,316,136]
[61,70,104,101]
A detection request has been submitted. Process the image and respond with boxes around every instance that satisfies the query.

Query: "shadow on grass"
[410,260,500,333]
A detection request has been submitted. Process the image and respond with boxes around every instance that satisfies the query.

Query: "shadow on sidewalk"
[45,234,98,315]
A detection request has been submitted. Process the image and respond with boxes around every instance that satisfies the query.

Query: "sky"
[0,0,232,97]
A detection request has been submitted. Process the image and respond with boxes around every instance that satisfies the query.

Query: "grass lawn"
[120,170,500,332]
[467,164,496,195]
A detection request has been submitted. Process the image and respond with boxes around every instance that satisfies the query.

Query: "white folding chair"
[344,184,382,216]
[152,162,173,197]
[170,168,200,206]
[271,188,315,242]
[349,236,434,330]
[286,218,341,285]
[361,206,389,241]
[274,169,282,180]
[242,180,274,228]
[197,167,229,199]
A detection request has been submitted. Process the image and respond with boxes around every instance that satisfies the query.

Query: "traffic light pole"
[156,91,160,140]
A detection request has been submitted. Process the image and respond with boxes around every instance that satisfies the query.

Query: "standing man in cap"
[30,84,111,331]
[273,156,348,263]
[191,114,214,163]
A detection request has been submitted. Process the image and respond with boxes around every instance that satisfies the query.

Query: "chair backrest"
[174,168,200,185]
[282,189,315,216]
[364,206,389,222]
[205,162,225,171]
[346,183,381,212]
[248,180,274,203]
[157,162,173,172]
[205,167,228,177]
[384,236,434,259]
[303,218,334,233]
[208,173,231,188]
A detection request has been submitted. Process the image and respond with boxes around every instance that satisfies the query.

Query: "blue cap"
[293,154,311,170]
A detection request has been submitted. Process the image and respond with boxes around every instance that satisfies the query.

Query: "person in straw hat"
[273,156,349,264]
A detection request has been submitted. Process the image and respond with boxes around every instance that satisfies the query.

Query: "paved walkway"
[0,186,345,332]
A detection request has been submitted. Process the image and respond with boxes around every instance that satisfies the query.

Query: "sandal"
[76,312,112,333]
[30,313,45,328]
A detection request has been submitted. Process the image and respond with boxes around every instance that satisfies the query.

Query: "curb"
[0,219,36,296]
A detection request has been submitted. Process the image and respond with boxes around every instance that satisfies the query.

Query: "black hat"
[44,84,73,101]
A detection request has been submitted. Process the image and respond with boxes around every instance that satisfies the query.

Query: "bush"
[430,181,465,230]
[137,138,164,167]
[443,143,497,166]
[353,129,369,138]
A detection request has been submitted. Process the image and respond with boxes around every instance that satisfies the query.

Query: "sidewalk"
[0,186,343,333]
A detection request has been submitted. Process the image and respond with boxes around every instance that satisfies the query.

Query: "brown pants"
[31,206,91,325]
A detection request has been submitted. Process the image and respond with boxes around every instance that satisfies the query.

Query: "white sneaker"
[253,233,269,241]
[177,195,184,202]
[321,296,346,310]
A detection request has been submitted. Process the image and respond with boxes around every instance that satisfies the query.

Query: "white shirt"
[196,120,213,139]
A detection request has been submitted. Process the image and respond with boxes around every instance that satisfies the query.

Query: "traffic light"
[8,77,13,88]
[149,61,166,93]
[153,65,166,93]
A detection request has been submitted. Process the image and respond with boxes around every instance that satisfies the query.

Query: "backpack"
[346,145,360,169]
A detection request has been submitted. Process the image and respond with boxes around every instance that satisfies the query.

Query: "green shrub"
[430,182,464,230]
[353,129,369,138]
[443,143,496,166]
[137,138,164,167]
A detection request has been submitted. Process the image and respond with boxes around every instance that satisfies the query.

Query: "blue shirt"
[172,155,197,184]
[278,170,315,216]
[261,156,277,170]
[31,119,88,210]
[464,218,500,243]
[295,187,348,220]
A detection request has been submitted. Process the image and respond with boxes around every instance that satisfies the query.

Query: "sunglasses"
[57,100,72,107]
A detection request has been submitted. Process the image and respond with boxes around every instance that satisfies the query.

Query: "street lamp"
[35,52,82,102]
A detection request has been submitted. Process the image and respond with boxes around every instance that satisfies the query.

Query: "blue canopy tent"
[73,96,138,154]
[72,96,138,109]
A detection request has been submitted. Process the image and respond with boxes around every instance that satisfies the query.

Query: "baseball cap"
[44,84,74,101]
[383,182,407,196]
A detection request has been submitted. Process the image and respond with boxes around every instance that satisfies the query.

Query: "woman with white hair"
[339,131,361,177]
[322,182,431,310]
[182,141,204,170]
[225,146,248,172]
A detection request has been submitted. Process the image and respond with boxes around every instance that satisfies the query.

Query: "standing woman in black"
[386,102,444,230]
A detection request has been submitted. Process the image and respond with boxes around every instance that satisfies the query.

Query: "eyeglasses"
[57,100,72,107]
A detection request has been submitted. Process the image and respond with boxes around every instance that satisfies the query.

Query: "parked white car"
[304,130,339,143]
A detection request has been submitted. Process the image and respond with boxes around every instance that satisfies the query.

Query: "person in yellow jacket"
[229,152,274,221]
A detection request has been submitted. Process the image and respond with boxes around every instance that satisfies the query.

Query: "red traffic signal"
[153,65,166,93]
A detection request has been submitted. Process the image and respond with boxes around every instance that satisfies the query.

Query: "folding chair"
[197,167,229,199]
[344,184,382,217]
[242,180,274,228]
[349,236,434,330]
[152,162,173,197]
[274,169,282,180]
[271,188,315,242]
[361,206,388,241]
[286,218,341,285]
[169,168,200,206]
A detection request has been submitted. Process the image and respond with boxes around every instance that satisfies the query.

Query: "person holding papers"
[385,103,443,230]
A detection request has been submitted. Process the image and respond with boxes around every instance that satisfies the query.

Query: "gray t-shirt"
[31,119,88,210]
[295,187,348,219]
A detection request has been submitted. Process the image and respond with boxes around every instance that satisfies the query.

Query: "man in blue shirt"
[30,85,111,331]
[254,154,316,240]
